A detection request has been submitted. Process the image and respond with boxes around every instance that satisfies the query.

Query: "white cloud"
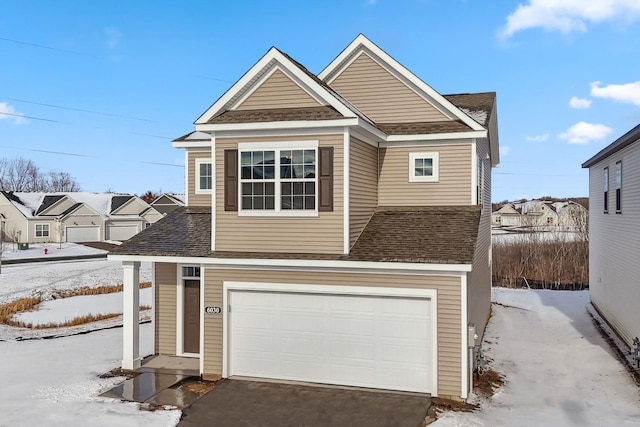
[569,96,592,109]
[500,146,511,157]
[558,121,612,144]
[590,81,640,105]
[0,102,27,125]
[104,27,122,50]
[499,0,640,38]
[525,133,549,142]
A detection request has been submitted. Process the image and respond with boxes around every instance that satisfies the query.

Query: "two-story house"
[582,124,640,350]
[109,35,499,400]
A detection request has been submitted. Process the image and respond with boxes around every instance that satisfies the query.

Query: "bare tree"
[0,157,80,192]
[46,171,81,192]
[140,190,161,204]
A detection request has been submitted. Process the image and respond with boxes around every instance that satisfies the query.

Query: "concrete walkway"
[178,380,431,427]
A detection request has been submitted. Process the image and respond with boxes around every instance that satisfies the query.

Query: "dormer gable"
[319,34,486,131]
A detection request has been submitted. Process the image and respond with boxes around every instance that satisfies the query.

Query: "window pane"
[424,166,433,176]
[263,151,275,164]
[281,195,292,209]
[254,196,264,210]
[304,182,315,195]
[264,166,275,179]
[415,167,423,177]
[254,183,264,196]
[242,197,252,210]
[241,152,251,165]
[293,195,304,209]
[304,196,315,210]
[252,166,264,179]
[293,164,303,178]
[293,182,303,195]
[253,151,263,165]
[265,182,275,196]
[281,182,291,195]
[241,166,251,179]
[303,165,315,178]
[292,150,303,164]
[415,159,422,169]
[304,150,315,163]
[265,196,275,210]
[242,183,252,196]
[424,158,432,167]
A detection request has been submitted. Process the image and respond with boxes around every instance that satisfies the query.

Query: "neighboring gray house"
[492,199,586,230]
[150,193,185,215]
[582,123,640,348]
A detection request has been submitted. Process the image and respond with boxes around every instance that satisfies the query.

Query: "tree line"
[0,157,80,192]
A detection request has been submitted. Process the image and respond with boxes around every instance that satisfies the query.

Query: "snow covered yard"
[434,289,640,426]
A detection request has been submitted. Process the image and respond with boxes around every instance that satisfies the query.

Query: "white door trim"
[222,281,438,395]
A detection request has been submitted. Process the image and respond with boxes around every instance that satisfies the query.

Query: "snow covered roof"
[2,192,149,219]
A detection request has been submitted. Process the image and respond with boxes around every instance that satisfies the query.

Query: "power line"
[0,145,184,168]
[0,36,94,57]
[0,111,60,123]
[2,97,155,122]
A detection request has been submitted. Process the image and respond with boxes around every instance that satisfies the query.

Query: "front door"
[183,280,200,354]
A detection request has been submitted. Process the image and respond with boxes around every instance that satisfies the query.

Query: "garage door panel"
[229,290,433,393]
[66,226,100,242]
[106,225,138,241]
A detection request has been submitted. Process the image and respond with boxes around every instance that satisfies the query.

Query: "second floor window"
[239,144,317,212]
[35,223,50,238]
[409,152,439,183]
[196,158,213,194]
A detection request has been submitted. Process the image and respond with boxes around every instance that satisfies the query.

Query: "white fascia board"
[196,118,359,132]
[108,254,472,273]
[172,140,211,149]
[319,35,485,132]
[383,130,487,144]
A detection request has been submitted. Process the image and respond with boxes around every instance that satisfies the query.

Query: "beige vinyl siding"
[467,138,492,340]
[203,268,463,398]
[349,137,378,247]
[328,52,449,123]
[215,134,344,254]
[236,69,321,110]
[588,139,640,346]
[112,199,146,215]
[378,144,472,206]
[187,150,212,207]
[154,263,177,355]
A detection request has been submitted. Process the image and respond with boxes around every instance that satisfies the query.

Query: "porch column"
[122,260,141,370]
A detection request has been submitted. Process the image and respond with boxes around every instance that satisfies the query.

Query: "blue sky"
[1,1,639,202]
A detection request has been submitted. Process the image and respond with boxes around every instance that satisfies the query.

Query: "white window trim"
[409,152,439,183]
[195,158,213,195]
[35,223,50,238]
[237,140,319,217]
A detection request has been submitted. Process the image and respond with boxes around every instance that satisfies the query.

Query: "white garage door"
[229,290,433,393]
[66,226,100,242]
[106,225,138,241]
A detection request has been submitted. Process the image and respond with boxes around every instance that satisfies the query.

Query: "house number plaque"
[205,306,222,314]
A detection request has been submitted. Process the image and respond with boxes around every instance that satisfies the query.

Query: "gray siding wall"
[155,262,177,355]
[588,139,640,346]
[378,144,472,206]
[328,52,449,123]
[349,137,378,247]
[236,69,320,110]
[203,268,463,398]
[215,134,344,254]
[467,138,492,339]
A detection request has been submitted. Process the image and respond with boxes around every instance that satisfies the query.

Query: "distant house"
[149,193,185,215]
[0,192,162,244]
[492,199,586,230]
[582,124,640,348]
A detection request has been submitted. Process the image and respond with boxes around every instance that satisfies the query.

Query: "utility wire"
[2,97,155,122]
[0,111,60,122]
[0,36,95,57]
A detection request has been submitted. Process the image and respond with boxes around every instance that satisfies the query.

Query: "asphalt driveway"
[178,379,431,427]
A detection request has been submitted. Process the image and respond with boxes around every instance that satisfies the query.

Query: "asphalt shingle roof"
[378,120,472,135]
[113,205,480,265]
[207,106,344,124]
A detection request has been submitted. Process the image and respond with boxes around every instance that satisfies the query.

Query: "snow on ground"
[14,287,153,326]
[434,288,640,426]
[1,242,106,260]
[0,323,181,427]
[492,229,583,245]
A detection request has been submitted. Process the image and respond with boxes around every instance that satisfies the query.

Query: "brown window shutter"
[318,147,333,212]
[224,149,238,211]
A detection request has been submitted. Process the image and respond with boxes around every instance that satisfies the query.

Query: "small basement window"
[409,152,439,183]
